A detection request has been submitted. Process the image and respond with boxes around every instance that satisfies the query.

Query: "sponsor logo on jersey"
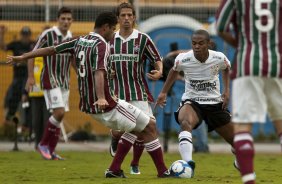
[212,55,222,60]
[110,54,139,62]
[181,58,190,63]
[190,80,217,91]
[78,38,98,47]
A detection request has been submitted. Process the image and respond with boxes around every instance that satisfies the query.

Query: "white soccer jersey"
[173,50,231,104]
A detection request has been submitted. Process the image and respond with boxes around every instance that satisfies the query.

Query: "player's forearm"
[22,47,56,60]
[27,58,35,78]
[222,68,230,94]
[155,60,163,74]
[94,70,105,99]
[218,32,237,48]
[161,69,178,93]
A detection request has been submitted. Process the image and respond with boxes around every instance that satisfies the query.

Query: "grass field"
[0,151,281,184]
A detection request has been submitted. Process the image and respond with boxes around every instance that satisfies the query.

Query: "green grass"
[0,151,281,184]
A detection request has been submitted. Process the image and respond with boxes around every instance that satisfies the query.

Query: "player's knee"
[143,119,157,135]
[53,108,65,122]
[180,120,193,131]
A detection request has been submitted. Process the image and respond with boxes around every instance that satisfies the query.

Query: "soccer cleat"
[51,153,65,160]
[158,169,173,178]
[233,160,240,171]
[105,169,127,178]
[37,144,52,160]
[187,160,196,177]
[109,137,119,157]
[130,165,141,175]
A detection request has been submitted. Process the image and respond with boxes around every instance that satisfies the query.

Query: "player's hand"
[146,70,162,81]
[6,55,25,65]
[154,92,167,109]
[93,99,109,113]
[110,69,116,79]
[25,76,35,92]
[221,91,229,109]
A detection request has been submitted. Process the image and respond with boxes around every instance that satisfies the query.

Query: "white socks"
[178,131,193,161]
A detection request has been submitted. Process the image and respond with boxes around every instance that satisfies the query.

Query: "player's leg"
[109,129,123,157]
[214,122,234,146]
[176,103,199,162]
[273,120,282,151]
[232,77,264,184]
[136,118,169,177]
[234,124,255,184]
[128,101,151,174]
[103,100,169,178]
[266,78,282,152]
[109,128,144,174]
[38,88,67,160]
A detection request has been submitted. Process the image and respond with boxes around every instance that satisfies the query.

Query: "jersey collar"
[115,29,139,42]
[89,32,107,43]
[53,26,72,40]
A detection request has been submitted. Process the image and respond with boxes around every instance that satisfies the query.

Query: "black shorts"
[174,99,231,132]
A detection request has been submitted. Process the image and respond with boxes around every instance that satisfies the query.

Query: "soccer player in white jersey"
[7,11,171,179]
[155,29,235,177]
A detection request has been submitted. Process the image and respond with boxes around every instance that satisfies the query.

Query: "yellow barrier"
[0,21,110,135]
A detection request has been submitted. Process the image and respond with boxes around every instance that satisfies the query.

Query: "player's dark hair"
[94,11,117,28]
[57,7,72,18]
[116,2,136,16]
[193,29,210,41]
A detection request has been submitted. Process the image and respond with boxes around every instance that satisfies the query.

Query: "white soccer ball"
[169,160,193,178]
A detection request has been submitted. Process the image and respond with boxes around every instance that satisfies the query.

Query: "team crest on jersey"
[110,44,114,49]
[134,45,139,52]
[210,64,219,75]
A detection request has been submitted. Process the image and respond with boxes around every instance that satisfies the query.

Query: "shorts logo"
[128,104,133,109]
[53,96,58,101]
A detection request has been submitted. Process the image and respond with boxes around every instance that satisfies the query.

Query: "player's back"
[217,0,282,78]
[73,33,117,114]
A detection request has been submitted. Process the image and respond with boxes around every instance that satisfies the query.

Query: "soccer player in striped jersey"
[7,11,171,178]
[25,7,73,160]
[216,1,282,184]
[155,29,235,178]
[108,2,163,175]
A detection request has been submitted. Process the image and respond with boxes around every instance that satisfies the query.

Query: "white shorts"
[91,99,150,132]
[232,77,282,123]
[128,101,154,118]
[43,87,70,111]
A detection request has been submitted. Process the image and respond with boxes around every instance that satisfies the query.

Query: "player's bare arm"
[221,66,230,109]
[25,58,36,92]
[217,32,237,48]
[146,60,163,80]
[93,69,109,111]
[155,68,179,108]
[7,46,56,65]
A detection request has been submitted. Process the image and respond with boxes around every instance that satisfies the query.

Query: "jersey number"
[255,0,274,32]
[78,51,86,77]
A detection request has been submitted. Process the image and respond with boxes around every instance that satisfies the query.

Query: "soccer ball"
[169,160,193,178]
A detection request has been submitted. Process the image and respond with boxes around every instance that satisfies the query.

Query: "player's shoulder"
[209,50,226,61]
[138,30,151,39]
[177,50,193,59]
[41,27,54,36]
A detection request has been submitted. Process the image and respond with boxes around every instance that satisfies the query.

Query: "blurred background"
[0,0,276,144]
